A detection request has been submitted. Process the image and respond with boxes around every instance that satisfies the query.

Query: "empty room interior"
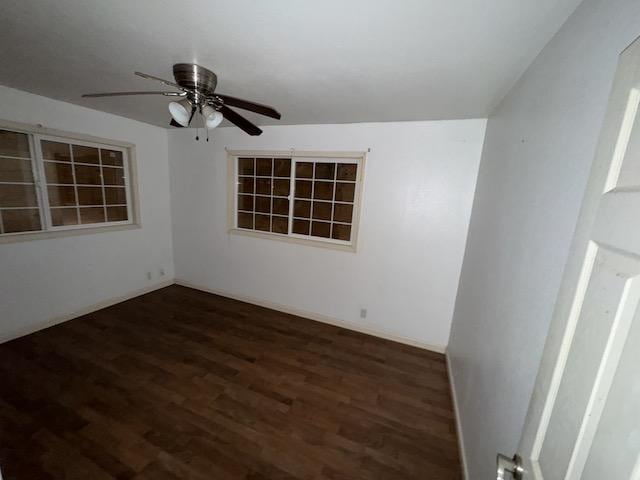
[2,0,640,478]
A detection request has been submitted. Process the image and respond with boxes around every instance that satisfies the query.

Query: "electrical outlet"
[360,308,367,319]
[146,271,152,280]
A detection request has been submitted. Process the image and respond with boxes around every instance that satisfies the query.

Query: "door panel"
[582,307,640,479]
[607,88,640,190]
[517,36,640,480]
[538,248,640,478]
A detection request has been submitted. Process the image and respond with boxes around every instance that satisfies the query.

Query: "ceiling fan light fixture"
[168,98,192,127]
[84,63,279,135]
[202,105,224,129]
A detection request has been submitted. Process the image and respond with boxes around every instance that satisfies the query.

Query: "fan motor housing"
[173,63,218,97]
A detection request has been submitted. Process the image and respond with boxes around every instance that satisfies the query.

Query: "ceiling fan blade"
[82,91,183,98]
[169,118,184,128]
[219,105,263,136]
[134,71,182,89]
[215,94,281,119]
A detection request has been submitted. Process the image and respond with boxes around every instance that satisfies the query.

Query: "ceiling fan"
[82,63,281,136]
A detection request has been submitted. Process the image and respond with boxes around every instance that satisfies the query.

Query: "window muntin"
[0,127,133,237]
[232,152,363,247]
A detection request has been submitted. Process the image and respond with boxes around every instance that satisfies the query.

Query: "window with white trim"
[229,151,364,249]
[0,127,134,237]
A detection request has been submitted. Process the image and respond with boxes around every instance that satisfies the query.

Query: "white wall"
[448,0,640,478]
[169,120,486,350]
[0,86,174,342]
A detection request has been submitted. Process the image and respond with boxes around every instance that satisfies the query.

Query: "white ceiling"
[0,0,582,128]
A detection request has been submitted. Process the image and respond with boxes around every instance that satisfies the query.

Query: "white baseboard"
[174,279,446,354]
[2,277,448,356]
[0,280,174,344]
[446,352,469,480]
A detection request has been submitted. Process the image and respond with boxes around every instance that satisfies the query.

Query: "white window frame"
[227,149,366,252]
[0,119,139,243]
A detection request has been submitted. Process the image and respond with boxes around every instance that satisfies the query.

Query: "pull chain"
[206,128,209,142]
[195,127,199,141]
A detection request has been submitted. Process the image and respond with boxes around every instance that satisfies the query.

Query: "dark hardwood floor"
[0,285,461,479]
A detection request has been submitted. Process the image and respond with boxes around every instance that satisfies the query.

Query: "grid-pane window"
[292,161,356,241]
[0,130,41,234]
[41,140,128,226]
[0,126,133,238]
[236,157,291,234]
[233,153,363,247]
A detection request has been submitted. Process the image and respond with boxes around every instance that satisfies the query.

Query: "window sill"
[0,222,140,244]
[228,227,357,253]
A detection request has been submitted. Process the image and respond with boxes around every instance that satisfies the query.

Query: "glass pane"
[74,165,102,185]
[272,198,289,215]
[73,145,99,164]
[312,201,332,220]
[0,130,30,158]
[255,214,270,232]
[255,178,271,195]
[238,176,254,194]
[238,157,254,175]
[292,218,310,235]
[101,149,123,167]
[294,200,311,218]
[44,161,73,184]
[337,163,357,181]
[50,207,79,226]
[237,211,253,229]
[274,158,291,177]
[315,163,335,180]
[332,223,352,241]
[47,185,77,207]
[295,180,312,198]
[0,158,34,182]
[335,182,355,202]
[105,187,126,205]
[102,167,125,185]
[238,194,254,211]
[106,206,128,222]
[256,158,272,176]
[295,162,313,178]
[41,140,71,162]
[79,207,105,224]
[311,221,331,238]
[2,209,41,233]
[255,196,271,213]
[271,216,288,234]
[333,203,354,223]
[77,187,104,206]
[313,181,334,200]
[0,184,38,207]
[273,179,290,196]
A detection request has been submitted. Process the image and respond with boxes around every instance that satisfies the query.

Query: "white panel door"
[514,35,640,479]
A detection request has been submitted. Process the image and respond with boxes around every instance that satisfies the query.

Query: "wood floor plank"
[0,285,462,479]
